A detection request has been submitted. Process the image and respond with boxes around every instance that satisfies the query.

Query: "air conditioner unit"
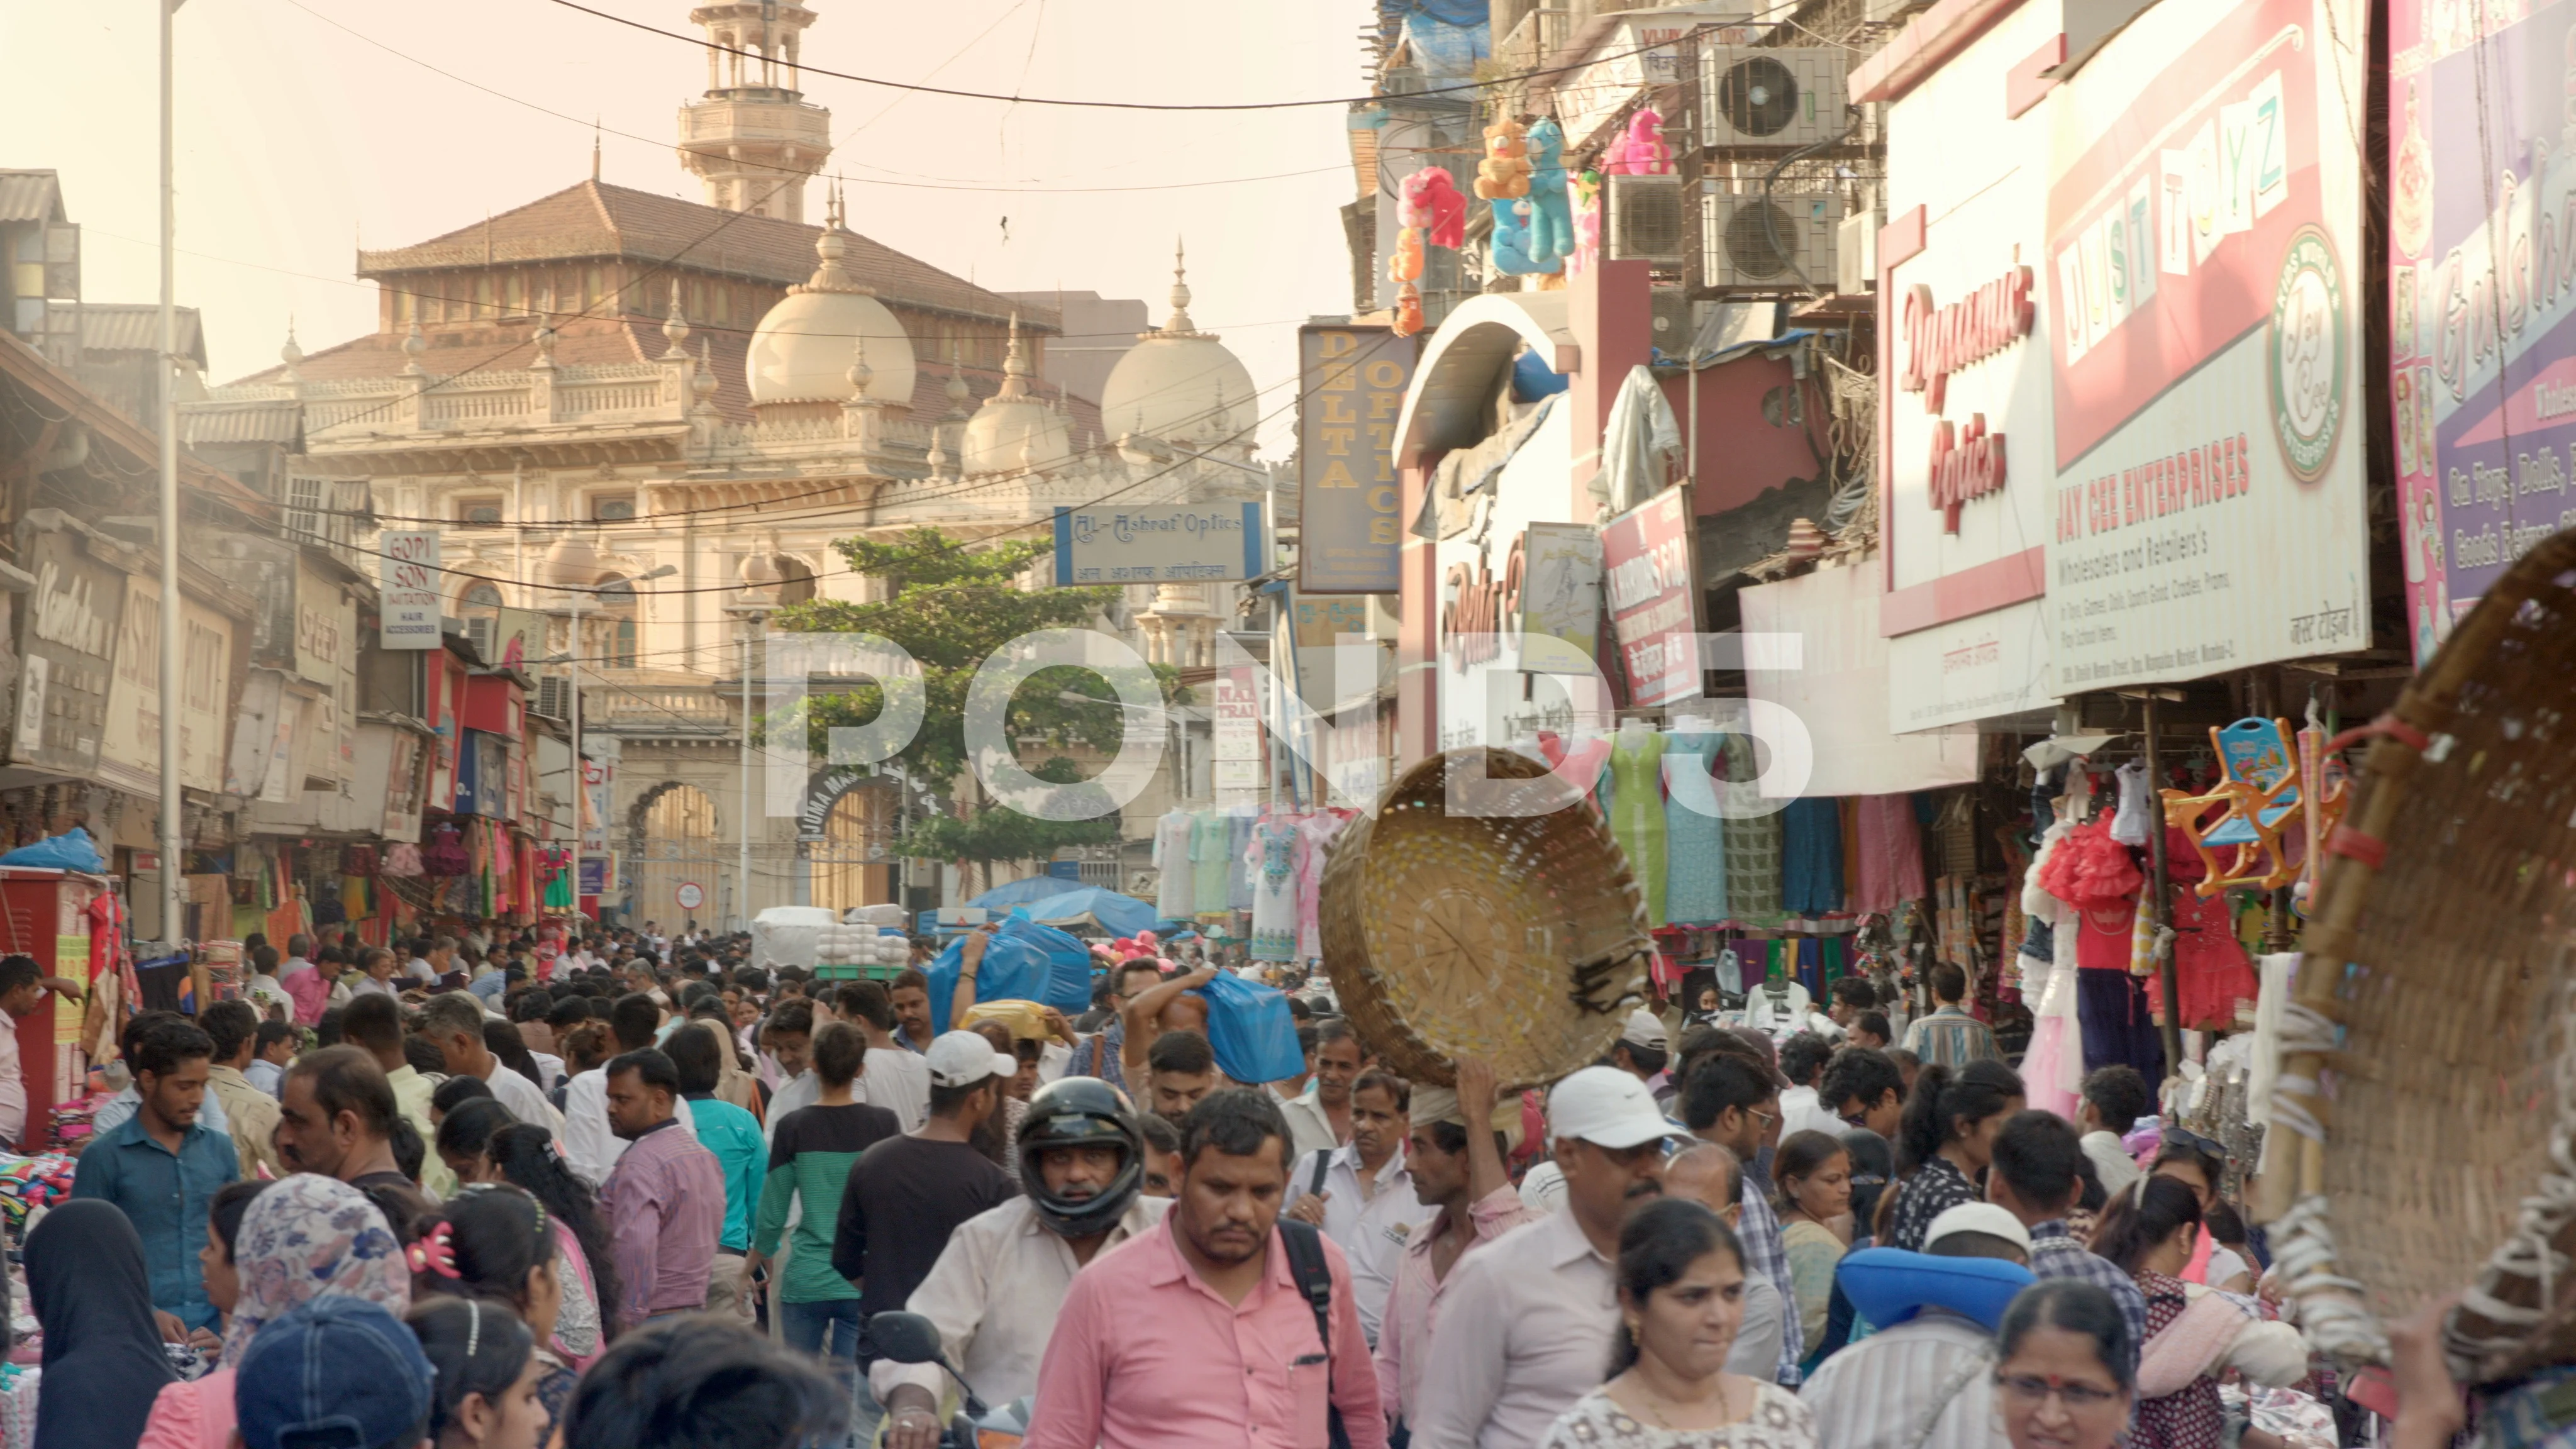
[1701,187,1845,289]
[1838,206,1884,295]
[534,674,572,719]
[1605,173,1686,266]
[1699,49,1850,149]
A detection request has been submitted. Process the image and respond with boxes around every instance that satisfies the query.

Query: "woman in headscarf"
[28,1199,177,1449]
[134,1174,410,1449]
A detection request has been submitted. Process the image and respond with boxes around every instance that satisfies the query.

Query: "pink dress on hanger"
[1294,811,1348,962]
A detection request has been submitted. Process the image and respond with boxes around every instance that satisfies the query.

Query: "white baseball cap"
[1547,1066,1677,1151]
[1923,1202,2035,1257]
[1619,1008,1668,1051]
[926,1030,1011,1088]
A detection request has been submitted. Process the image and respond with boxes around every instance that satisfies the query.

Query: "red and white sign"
[1600,486,1702,709]
[675,882,704,911]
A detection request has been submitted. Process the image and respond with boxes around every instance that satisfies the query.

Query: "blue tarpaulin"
[1016,887,1160,939]
[967,875,1089,911]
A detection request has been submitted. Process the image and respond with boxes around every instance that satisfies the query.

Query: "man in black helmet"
[877,1075,1166,1449]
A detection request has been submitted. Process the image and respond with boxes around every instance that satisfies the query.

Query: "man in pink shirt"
[1026,1088,1389,1449]
[1371,1058,1533,1436]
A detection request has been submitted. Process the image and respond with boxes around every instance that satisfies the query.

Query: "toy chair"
[2160,717,2304,895]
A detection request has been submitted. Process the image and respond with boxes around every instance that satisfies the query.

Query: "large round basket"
[1316,746,1652,1091]
[2275,531,2576,1384]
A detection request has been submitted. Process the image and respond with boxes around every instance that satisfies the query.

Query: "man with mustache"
[1026,1088,1388,1449]
[1408,1067,1674,1449]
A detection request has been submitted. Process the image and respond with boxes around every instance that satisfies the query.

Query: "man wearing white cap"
[1796,1203,2035,1449]
[831,1028,1018,1423]
[1609,1008,1674,1106]
[1409,1066,1672,1449]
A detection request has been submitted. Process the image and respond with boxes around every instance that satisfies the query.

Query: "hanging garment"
[1228,812,1258,912]
[2075,898,2139,971]
[1780,797,1845,914]
[1605,728,1668,927]
[2110,761,2154,845]
[1294,811,1348,960]
[1662,730,1728,926]
[1538,731,1615,816]
[1592,365,1683,517]
[1720,732,1783,919]
[1246,820,1300,963]
[1152,811,1196,920]
[2077,967,2165,1082]
[1191,811,1231,917]
[2018,819,2086,1117]
[1850,794,1928,914]
[2170,887,2259,1030]
[2037,816,2145,909]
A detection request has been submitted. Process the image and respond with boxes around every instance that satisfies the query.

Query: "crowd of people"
[0,919,2479,1449]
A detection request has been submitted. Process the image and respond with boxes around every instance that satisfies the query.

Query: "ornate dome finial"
[1163,238,1197,334]
[996,311,1031,401]
[692,339,719,412]
[943,336,971,419]
[662,280,692,358]
[846,330,874,401]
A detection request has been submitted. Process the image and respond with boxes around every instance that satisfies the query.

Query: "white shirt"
[1780,1084,1844,1142]
[1270,1084,1339,1164]
[1284,1143,1438,1345]
[559,1065,694,1187]
[529,1051,565,1095]
[763,1070,821,1145]
[348,976,396,999]
[857,1047,930,1131]
[1409,1203,1615,1449]
[404,957,438,983]
[1518,1158,1567,1214]
[1729,1265,1787,1380]
[0,1004,25,1146]
[246,974,294,1021]
[2082,1130,2141,1197]
[868,1193,1172,1407]
[480,1058,566,1139]
[1799,1308,2007,1449]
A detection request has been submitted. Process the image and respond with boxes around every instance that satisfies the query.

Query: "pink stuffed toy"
[1401,166,1468,249]
[1607,108,1674,176]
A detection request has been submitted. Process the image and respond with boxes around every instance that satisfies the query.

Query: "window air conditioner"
[1701,187,1845,289]
[1699,49,1850,150]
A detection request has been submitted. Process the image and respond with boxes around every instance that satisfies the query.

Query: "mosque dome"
[1099,243,1257,447]
[746,194,918,409]
[960,314,1072,474]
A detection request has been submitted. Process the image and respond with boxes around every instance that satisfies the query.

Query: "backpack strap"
[1309,1147,1334,1201]
[1276,1218,1350,1449]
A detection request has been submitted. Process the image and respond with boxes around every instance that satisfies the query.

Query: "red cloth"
[2171,888,2257,1030]
[2038,817,2145,909]
[1850,794,1927,913]
[2075,899,2138,971]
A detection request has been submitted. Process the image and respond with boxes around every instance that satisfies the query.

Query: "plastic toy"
[1524,117,1574,269]
[1473,117,1530,201]
[2160,717,2309,894]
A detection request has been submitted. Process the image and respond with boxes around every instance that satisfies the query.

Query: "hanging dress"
[1246,819,1300,962]
[1779,797,1845,914]
[1152,811,1196,921]
[1606,729,1668,928]
[1191,811,1232,919]
[1294,811,1348,961]
[1721,731,1784,919]
[1662,730,1728,925]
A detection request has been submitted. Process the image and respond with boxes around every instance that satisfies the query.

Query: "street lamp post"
[723,602,773,931]
[156,0,186,944]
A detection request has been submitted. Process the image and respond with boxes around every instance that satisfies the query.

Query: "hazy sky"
[2,0,1377,453]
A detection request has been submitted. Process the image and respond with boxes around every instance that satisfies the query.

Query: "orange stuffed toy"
[1393,282,1425,337]
[1474,118,1531,201]
[1387,225,1424,284]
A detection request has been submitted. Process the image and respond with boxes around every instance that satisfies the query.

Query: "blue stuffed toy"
[1490,196,1548,274]
[1524,117,1575,270]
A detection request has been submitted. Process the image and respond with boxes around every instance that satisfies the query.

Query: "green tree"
[770,528,1181,889]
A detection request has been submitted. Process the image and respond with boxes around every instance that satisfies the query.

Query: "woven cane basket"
[1316,747,1653,1092]
[2273,531,2576,1384]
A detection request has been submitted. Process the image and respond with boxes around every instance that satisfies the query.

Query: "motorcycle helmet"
[1015,1076,1145,1239]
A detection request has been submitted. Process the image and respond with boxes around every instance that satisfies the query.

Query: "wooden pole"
[2142,693,2186,1085]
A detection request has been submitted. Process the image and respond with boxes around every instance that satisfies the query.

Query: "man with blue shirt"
[71,1016,240,1333]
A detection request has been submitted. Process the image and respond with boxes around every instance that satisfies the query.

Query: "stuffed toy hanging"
[1393,282,1426,336]
[1608,108,1674,175]
[1387,225,1424,286]
[1523,117,1575,270]
[1473,117,1531,201]
[1403,166,1468,248]
[1569,169,1603,275]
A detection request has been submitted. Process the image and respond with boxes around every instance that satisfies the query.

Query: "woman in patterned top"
[1540,1197,1821,1449]
[2092,1175,2233,1449]
[1885,1060,2026,1253]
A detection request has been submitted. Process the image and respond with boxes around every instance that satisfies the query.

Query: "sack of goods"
[815,924,909,967]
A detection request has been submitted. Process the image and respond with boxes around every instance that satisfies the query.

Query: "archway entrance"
[623,780,726,930]
[807,779,894,912]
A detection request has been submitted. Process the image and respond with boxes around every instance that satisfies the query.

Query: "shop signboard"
[1878,0,2060,731]
[99,578,234,798]
[379,530,442,649]
[1599,485,1702,709]
[2041,0,2370,689]
[1051,503,1263,585]
[14,526,125,779]
[2387,0,2576,660]
[1518,523,1604,675]
[1297,325,1414,595]
[1213,667,1262,805]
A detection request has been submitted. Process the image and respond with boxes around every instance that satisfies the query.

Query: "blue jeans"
[780,1299,881,1446]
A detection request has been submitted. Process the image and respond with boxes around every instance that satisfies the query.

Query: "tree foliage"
[769,529,1182,876]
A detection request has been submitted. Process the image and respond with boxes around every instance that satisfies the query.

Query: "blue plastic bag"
[0,827,104,873]
[1191,972,1304,1085]
[926,909,1096,1030]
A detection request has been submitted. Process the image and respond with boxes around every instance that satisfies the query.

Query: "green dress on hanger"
[1607,727,1668,928]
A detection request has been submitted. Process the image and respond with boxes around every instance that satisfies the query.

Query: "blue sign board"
[1051,502,1265,586]
[1297,324,1416,595]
